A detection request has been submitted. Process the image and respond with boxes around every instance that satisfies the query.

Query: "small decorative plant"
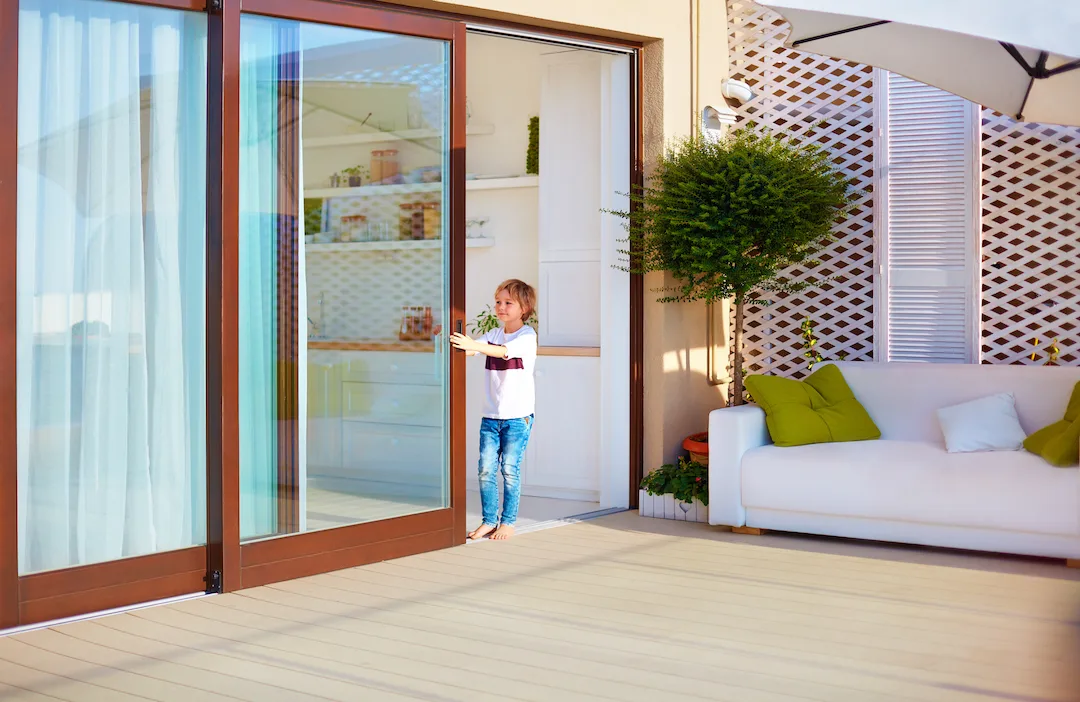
[1047,338,1061,365]
[800,317,823,371]
[610,128,854,405]
[468,305,538,336]
[526,116,539,175]
[1036,337,1062,366]
[342,165,369,187]
[640,457,709,506]
[800,315,849,371]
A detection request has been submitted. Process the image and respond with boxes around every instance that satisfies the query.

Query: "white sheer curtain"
[16,0,207,574]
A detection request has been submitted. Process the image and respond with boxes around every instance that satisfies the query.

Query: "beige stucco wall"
[391,0,732,473]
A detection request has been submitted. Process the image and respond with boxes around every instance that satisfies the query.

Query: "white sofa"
[708,362,1080,561]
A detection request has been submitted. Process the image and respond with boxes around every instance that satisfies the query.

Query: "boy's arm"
[449,333,507,358]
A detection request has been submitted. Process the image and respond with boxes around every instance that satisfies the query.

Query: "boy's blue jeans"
[478,415,534,527]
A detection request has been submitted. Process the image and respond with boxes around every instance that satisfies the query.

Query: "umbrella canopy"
[756,0,1080,126]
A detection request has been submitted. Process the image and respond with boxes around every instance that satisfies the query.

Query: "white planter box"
[638,489,709,523]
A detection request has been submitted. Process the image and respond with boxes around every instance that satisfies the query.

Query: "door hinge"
[204,569,223,594]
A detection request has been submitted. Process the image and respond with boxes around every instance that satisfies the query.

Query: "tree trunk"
[733,295,746,406]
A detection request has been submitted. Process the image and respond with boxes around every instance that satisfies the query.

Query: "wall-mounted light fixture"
[701,104,737,141]
[720,77,755,104]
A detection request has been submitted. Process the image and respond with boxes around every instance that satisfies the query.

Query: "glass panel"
[239,16,450,540]
[16,0,208,574]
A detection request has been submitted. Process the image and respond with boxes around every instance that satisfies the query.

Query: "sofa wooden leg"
[1068,559,1079,569]
[732,526,764,535]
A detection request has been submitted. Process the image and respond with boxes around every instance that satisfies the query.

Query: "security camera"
[720,78,755,104]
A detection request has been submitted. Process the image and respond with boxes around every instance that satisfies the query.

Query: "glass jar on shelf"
[382,149,400,181]
[340,214,367,242]
[422,202,440,240]
[398,203,418,240]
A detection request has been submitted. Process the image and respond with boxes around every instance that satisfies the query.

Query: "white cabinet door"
[524,357,601,500]
[538,51,603,347]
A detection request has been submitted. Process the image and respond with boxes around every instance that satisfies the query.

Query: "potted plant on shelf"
[639,456,709,523]
[525,116,539,175]
[342,165,369,188]
[610,127,853,405]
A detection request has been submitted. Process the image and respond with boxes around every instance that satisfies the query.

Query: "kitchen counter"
[308,339,433,353]
[307,339,599,356]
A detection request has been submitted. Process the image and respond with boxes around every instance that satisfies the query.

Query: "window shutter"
[876,71,980,363]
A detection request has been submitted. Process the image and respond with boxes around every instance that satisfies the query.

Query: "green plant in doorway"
[640,456,708,506]
[526,116,539,175]
[468,305,538,336]
[608,128,854,404]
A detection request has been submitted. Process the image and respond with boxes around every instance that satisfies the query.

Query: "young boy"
[449,279,537,541]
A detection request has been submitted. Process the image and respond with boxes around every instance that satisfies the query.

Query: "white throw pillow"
[935,392,1027,453]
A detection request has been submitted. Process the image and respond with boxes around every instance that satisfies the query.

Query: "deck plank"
[1,512,1078,702]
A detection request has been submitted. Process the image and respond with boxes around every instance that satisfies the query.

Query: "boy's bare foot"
[491,524,515,540]
[468,524,496,540]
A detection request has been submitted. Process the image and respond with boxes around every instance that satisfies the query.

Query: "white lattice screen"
[726,0,876,379]
[726,1,1079,374]
[980,114,1080,366]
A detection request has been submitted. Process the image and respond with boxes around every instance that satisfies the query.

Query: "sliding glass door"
[229,1,466,587]
[0,0,465,628]
[9,0,209,624]
[238,14,454,541]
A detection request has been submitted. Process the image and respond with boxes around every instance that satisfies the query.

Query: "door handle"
[456,320,462,334]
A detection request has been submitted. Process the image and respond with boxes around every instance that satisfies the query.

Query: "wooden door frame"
[0,0,19,630]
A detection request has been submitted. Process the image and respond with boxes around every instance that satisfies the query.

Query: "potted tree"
[611,127,852,405]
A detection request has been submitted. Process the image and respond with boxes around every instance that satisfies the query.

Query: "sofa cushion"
[744,364,880,447]
[936,392,1027,453]
[741,440,1080,536]
[830,362,1080,444]
[1024,381,1080,467]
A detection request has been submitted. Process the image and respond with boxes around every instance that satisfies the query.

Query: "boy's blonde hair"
[495,279,537,320]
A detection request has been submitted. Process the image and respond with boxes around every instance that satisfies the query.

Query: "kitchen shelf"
[304,123,495,148]
[304,176,538,199]
[467,175,539,191]
[306,237,494,252]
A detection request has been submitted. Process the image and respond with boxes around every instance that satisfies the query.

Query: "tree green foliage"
[610,128,853,403]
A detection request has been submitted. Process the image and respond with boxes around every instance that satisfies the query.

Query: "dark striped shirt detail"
[484,342,525,371]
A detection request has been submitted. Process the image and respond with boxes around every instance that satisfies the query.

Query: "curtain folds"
[16,0,207,574]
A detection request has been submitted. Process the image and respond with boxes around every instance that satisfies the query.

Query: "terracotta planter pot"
[683,432,708,465]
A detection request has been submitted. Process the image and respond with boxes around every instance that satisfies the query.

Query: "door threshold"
[1,591,210,638]
[464,507,628,543]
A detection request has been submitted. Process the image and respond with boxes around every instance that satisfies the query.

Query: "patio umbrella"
[755,0,1080,126]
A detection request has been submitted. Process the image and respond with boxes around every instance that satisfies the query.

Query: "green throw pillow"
[1023,381,1080,467]
[744,364,881,447]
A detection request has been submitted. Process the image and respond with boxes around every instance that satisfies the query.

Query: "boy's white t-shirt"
[478,325,537,419]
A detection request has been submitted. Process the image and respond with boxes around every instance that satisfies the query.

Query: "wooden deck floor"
[2,512,1080,701]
